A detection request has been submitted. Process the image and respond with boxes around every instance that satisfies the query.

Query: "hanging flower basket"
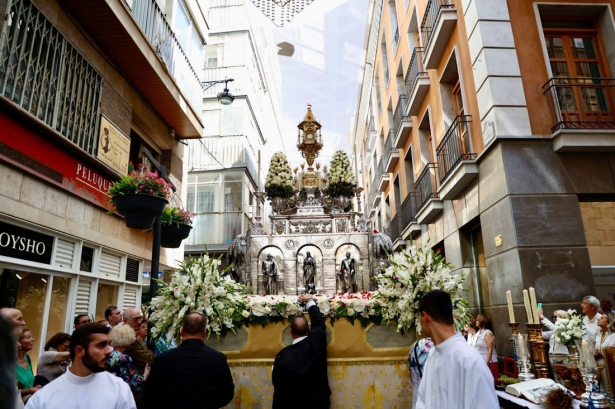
[159,206,195,248]
[113,193,167,229]
[161,223,193,248]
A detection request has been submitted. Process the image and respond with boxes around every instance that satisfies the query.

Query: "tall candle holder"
[516,333,535,381]
[508,323,520,375]
[528,323,549,378]
[575,338,610,408]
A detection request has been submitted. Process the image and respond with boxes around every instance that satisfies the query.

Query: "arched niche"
[335,243,362,293]
[296,245,323,294]
[257,246,284,295]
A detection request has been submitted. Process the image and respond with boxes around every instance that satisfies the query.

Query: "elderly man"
[0,308,26,328]
[581,296,602,338]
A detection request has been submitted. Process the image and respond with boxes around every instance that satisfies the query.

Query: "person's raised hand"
[298,294,313,303]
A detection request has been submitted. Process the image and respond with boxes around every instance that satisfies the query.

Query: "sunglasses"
[105,306,118,315]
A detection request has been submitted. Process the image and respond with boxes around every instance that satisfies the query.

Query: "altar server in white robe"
[415,289,498,409]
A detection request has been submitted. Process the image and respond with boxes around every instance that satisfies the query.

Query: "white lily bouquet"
[373,244,470,334]
[148,254,248,340]
[327,150,356,198]
[265,152,295,198]
[553,309,586,346]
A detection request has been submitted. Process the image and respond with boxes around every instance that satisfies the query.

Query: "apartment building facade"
[186,0,284,259]
[353,0,615,359]
[0,0,206,368]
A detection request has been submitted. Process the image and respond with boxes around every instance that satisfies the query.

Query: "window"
[197,188,214,212]
[543,19,615,128]
[0,0,102,155]
[95,283,118,321]
[174,0,204,71]
[80,246,95,273]
[452,75,470,154]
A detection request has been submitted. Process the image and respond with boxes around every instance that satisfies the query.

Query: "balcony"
[368,191,377,217]
[370,189,381,208]
[414,163,442,224]
[420,0,457,69]
[393,95,412,148]
[405,48,430,117]
[58,0,204,138]
[436,115,478,200]
[377,155,390,192]
[187,212,246,247]
[385,130,400,172]
[366,116,377,151]
[400,192,421,239]
[390,213,403,248]
[543,77,615,152]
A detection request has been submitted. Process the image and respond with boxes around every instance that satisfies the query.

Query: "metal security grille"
[125,258,140,283]
[0,0,102,155]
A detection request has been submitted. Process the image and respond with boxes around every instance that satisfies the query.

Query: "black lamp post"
[141,148,175,299]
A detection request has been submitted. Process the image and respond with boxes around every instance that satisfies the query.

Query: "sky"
[247,0,371,166]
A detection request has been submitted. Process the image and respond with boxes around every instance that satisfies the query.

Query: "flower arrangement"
[161,206,194,227]
[553,309,586,346]
[148,254,248,340]
[265,152,295,199]
[373,244,470,334]
[107,169,172,207]
[327,150,356,198]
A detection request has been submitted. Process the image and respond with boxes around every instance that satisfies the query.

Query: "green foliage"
[107,170,172,207]
[328,150,356,198]
[161,206,194,227]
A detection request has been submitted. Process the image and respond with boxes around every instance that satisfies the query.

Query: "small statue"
[262,254,277,295]
[303,251,316,294]
[340,252,357,293]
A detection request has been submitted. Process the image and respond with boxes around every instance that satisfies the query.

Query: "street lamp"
[203,78,235,106]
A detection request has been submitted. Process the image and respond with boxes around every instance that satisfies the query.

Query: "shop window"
[44,276,70,346]
[129,130,161,174]
[95,283,118,321]
[15,271,49,369]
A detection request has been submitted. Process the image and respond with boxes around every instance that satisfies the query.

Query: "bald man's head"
[123,307,143,331]
[0,308,25,328]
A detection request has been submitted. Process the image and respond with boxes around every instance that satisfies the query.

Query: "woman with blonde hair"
[594,312,615,395]
[106,323,150,392]
[539,310,569,355]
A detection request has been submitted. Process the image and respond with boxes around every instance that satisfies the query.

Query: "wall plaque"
[97,116,130,175]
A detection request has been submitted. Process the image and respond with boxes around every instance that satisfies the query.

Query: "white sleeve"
[24,392,41,409]
[541,317,555,330]
[116,383,137,409]
[305,299,317,309]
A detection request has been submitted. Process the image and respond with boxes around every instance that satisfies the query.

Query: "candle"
[517,333,527,356]
[523,289,533,324]
[529,287,540,324]
[506,290,515,323]
[582,340,590,368]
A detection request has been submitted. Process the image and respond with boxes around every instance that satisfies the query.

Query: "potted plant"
[264,152,295,213]
[327,150,356,212]
[107,170,172,229]
[160,206,194,248]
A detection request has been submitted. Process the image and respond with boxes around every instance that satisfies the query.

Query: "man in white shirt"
[415,290,498,409]
[105,306,123,328]
[25,323,135,409]
[581,296,602,338]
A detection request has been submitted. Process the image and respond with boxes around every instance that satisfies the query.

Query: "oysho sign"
[0,221,54,264]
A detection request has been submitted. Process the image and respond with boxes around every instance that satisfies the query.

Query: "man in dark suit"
[272,293,331,409]
[144,312,234,409]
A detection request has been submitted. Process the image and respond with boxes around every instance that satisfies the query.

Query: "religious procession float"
[146,106,471,408]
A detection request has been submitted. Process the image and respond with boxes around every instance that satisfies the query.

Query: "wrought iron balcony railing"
[390,213,402,241]
[400,192,418,226]
[420,0,454,51]
[131,0,203,112]
[436,115,476,183]
[393,94,409,136]
[385,130,395,156]
[542,77,615,132]
[415,163,439,211]
[404,48,426,98]
[378,154,386,178]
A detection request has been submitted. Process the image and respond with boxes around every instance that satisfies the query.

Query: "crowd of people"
[4,291,615,408]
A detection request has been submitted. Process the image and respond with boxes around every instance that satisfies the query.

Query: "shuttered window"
[54,238,75,270]
[100,251,122,280]
[123,286,138,309]
[75,279,91,315]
